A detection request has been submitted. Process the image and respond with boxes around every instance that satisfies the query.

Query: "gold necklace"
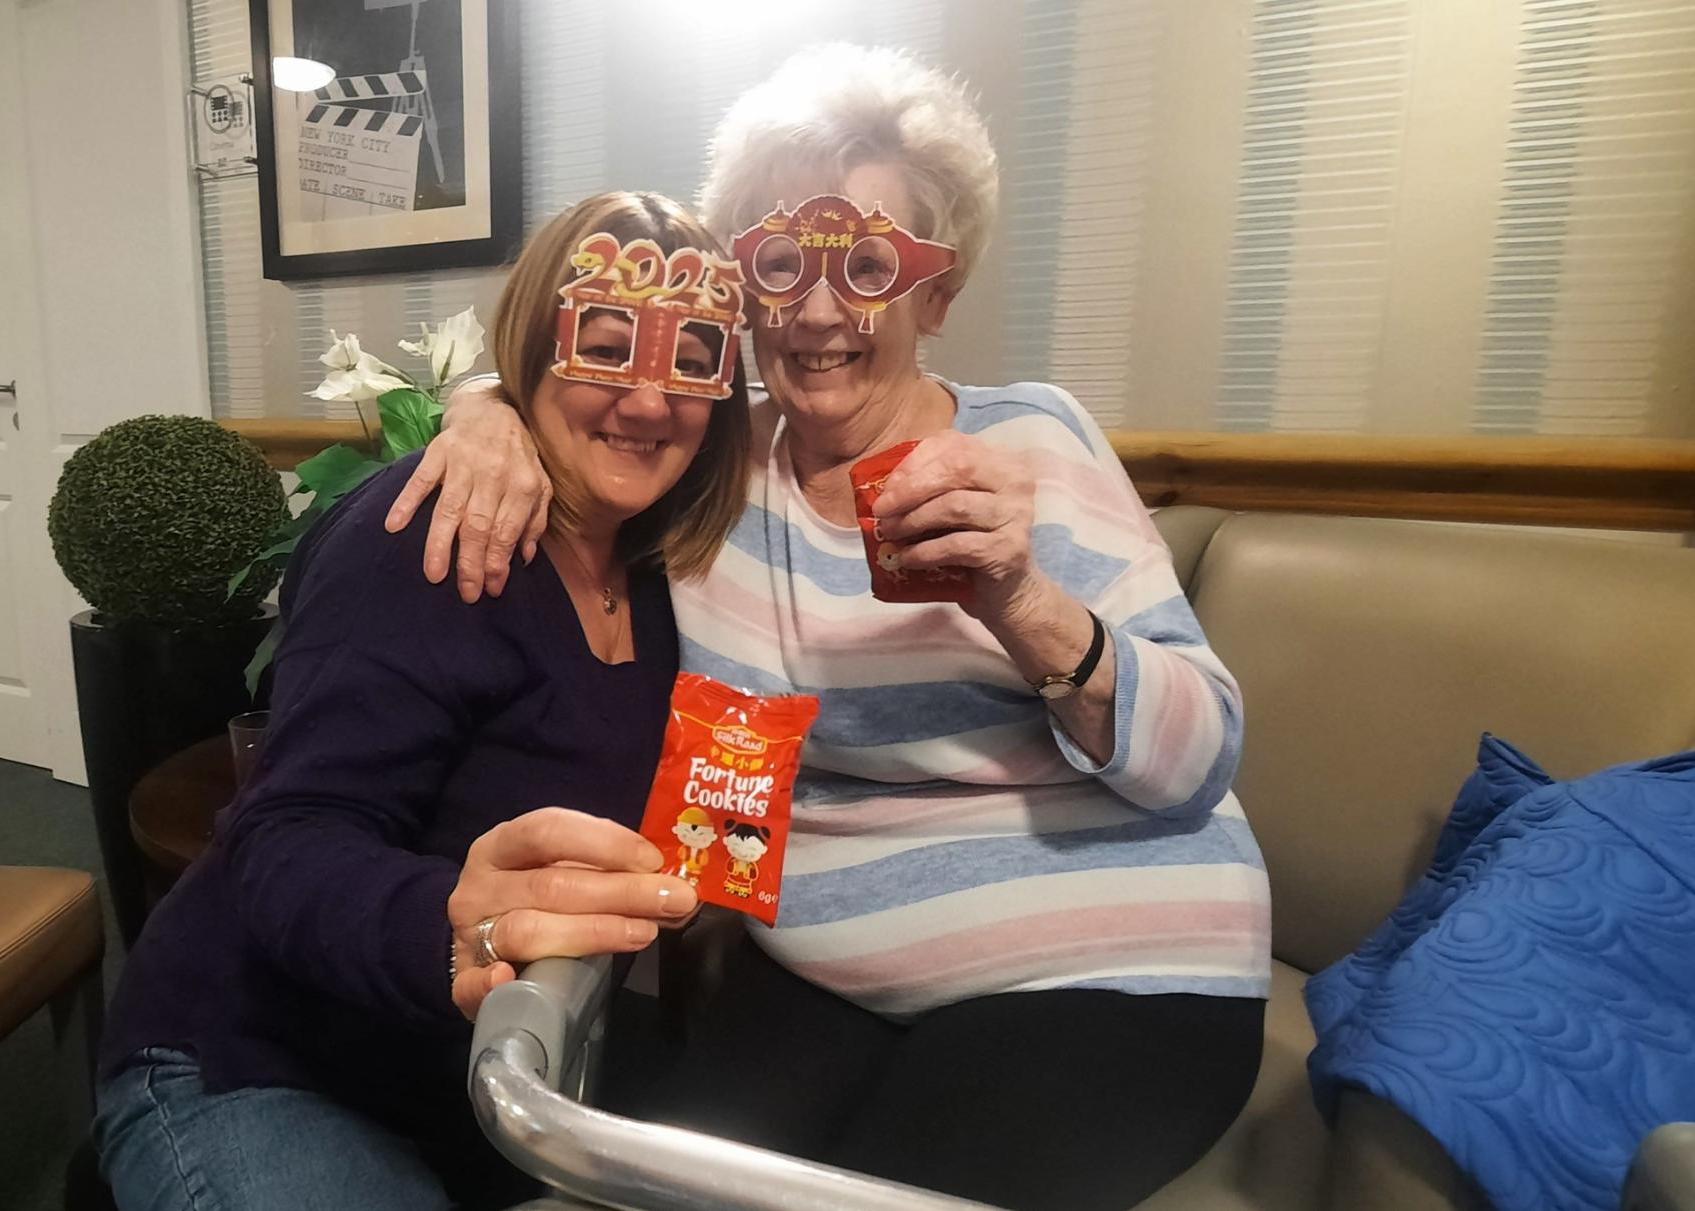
[559,537,620,615]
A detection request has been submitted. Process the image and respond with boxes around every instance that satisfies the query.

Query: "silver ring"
[473,915,502,967]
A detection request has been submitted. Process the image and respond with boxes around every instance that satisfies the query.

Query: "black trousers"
[604,937,1264,1211]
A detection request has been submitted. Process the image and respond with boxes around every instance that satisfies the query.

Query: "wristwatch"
[1029,610,1107,701]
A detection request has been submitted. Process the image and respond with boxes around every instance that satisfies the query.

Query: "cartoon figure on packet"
[875,542,906,583]
[721,823,771,900]
[670,806,717,883]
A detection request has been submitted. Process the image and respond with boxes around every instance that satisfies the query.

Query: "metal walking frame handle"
[469,956,1002,1211]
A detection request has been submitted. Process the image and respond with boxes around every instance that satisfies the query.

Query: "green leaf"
[378,388,444,462]
[225,526,306,597]
[295,444,376,494]
[225,450,382,603]
[297,449,385,511]
[251,532,306,564]
[243,616,284,698]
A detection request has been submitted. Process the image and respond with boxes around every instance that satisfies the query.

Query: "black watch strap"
[1032,610,1107,700]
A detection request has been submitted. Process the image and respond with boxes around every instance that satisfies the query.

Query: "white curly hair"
[698,44,999,296]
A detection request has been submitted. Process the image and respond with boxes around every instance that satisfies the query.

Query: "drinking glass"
[228,710,270,789]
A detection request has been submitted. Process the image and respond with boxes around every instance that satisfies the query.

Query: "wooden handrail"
[225,418,377,469]
[223,418,1695,532]
[1113,431,1695,531]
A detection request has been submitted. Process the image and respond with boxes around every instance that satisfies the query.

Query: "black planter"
[69,606,277,948]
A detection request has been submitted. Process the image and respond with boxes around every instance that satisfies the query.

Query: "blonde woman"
[94,192,751,1211]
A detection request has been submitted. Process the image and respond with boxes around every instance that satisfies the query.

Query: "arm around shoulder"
[385,375,549,602]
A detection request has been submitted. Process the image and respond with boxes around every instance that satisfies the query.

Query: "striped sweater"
[675,379,1271,1016]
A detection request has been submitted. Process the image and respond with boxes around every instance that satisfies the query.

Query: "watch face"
[1037,679,1077,701]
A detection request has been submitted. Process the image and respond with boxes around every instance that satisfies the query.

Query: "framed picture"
[248,0,520,280]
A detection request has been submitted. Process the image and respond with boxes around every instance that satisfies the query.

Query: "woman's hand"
[384,380,549,604]
[873,431,1117,763]
[870,430,1042,622]
[447,807,698,1019]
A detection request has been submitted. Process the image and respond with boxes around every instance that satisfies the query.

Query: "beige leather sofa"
[1138,507,1695,1211]
[480,506,1695,1210]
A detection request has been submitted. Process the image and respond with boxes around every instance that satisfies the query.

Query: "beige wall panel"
[1126,0,1252,431]
[1646,213,1695,439]
[1369,0,1516,435]
[929,0,1022,389]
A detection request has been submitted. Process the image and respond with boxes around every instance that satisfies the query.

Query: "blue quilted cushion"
[1306,734,1695,1211]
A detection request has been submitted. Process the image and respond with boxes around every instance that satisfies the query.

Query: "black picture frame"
[248,0,520,281]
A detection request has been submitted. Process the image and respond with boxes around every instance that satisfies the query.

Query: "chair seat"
[1140,959,1329,1211]
[0,866,104,1039]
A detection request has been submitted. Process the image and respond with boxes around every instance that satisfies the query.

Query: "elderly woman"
[398,46,1271,1211]
[93,191,752,1211]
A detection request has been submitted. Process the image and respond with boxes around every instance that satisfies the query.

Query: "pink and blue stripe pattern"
[671,380,1272,1016]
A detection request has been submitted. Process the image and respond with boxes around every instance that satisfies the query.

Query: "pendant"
[601,588,618,615]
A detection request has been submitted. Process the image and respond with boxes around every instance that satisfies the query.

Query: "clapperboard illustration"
[293,0,447,220]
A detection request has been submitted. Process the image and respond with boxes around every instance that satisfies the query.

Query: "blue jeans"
[95,1048,453,1211]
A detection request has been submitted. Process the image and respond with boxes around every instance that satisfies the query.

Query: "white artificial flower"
[309,329,409,402]
[318,329,365,372]
[397,323,435,363]
[430,307,485,384]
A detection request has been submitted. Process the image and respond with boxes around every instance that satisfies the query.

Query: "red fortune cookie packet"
[639,673,820,926]
[849,441,975,605]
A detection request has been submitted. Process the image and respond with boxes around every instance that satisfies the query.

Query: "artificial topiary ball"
[49,414,288,628]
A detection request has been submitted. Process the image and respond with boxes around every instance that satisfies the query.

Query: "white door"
[0,0,211,783]
[0,0,55,769]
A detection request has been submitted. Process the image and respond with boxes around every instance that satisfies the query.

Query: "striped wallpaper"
[1474,0,1695,435]
[1213,0,1407,434]
[188,0,1694,439]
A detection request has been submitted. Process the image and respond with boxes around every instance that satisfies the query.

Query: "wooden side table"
[128,735,234,902]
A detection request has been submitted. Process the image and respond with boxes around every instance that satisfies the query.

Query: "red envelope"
[850,441,975,604]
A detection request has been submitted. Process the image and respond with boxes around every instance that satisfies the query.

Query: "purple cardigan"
[99,456,677,1141]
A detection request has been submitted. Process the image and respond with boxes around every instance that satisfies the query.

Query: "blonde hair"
[492,191,752,579]
[698,44,999,295]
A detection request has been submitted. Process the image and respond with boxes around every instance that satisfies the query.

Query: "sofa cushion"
[1143,963,1480,1211]
[1151,506,1231,593]
[1326,1087,1491,1211]
[1184,513,1695,974]
[1139,960,1328,1211]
